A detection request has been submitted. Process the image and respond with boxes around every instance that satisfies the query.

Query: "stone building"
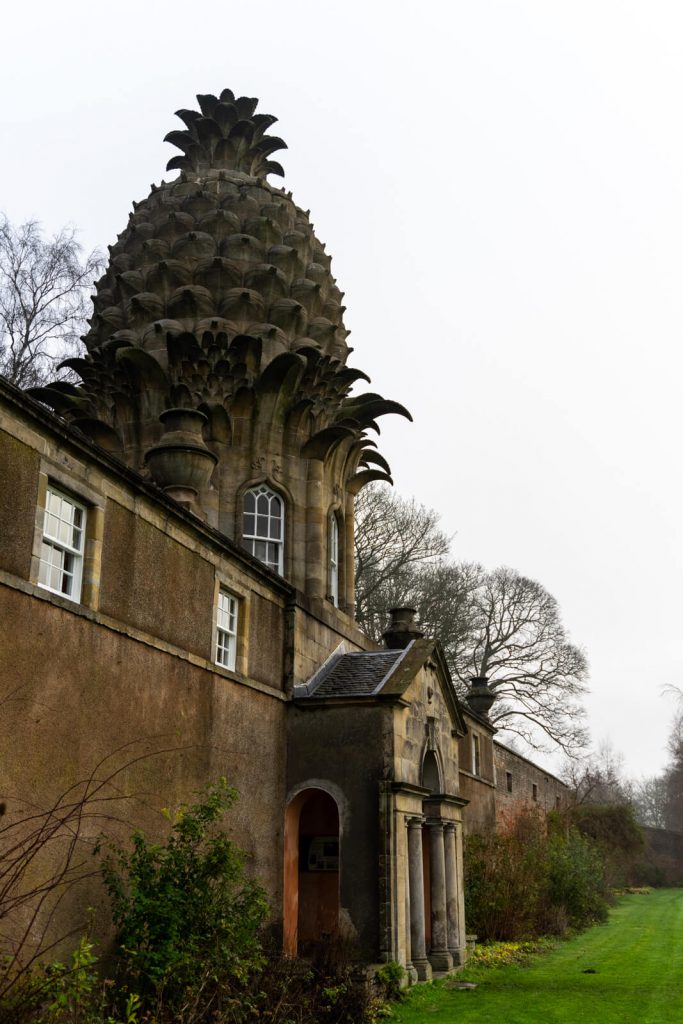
[0,88,571,978]
[0,90,475,978]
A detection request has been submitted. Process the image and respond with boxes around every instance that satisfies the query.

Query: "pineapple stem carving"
[165,89,287,179]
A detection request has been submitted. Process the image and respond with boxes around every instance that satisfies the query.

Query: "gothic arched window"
[243,484,284,575]
[329,513,339,607]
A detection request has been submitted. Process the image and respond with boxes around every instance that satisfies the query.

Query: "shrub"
[374,960,405,1002]
[464,809,548,940]
[98,778,268,1020]
[464,808,610,942]
[570,803,645,887]
[545,829,608,928]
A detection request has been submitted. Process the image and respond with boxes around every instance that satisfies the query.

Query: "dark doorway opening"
[283,788,339,955]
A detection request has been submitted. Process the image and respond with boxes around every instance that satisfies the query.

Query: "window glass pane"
[39,551,52,588]
[244,492,255,514]
[44,512,58,540]
[58,518,71,545]
[256,514,268,538]
[243,512,255,536]
[265,543,276,570]
[270,516,281,540]
[257,494,269,515]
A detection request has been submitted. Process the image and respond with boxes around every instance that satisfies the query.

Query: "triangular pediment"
[376,638,467,737]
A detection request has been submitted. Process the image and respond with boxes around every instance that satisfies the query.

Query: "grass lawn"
[389,889,683,1023]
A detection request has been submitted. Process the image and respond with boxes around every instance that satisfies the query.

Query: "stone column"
[343,489,355,613]
[404,821,417,983]
[455,822,467,961]
[444,823,465,965]
[428,822,453,972]
[407,818,432,981]
[305,460,324,600]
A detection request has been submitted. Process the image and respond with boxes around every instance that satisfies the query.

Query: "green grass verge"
[389,888,683,1023]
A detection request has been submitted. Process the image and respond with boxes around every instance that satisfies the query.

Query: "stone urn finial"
[144,408,217,514]
[465,676,496,719]
[382,607,424,650]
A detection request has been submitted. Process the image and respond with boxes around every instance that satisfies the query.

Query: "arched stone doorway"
[283,787,340,955]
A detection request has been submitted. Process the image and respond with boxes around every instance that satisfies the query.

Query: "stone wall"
[458,709,497,834]
[493,743,569,826]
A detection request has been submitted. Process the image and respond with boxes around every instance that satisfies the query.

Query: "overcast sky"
[3,0,682,780]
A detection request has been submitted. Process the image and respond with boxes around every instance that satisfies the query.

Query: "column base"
[429,950,453,972]
[412,957,433,981]
[405,963,419,985]
[449,946,467,966]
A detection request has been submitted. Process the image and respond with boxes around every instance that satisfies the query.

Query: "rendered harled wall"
[0,388,292,952]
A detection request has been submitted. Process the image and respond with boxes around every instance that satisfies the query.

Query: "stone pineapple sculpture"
[33,90,410,605]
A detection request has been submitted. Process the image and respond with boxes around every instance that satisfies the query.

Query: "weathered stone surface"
[0,582,288,926]
[0,430,40,579]
[248,591,284,687]
[99,499,214,657]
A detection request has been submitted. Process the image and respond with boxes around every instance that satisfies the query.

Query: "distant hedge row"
[464,804,645,941]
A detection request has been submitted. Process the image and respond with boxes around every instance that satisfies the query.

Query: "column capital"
[444,821,457,834]
[406,815,424,830]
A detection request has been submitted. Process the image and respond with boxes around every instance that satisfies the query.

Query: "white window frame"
[215,589,238,671]
[242,484,284,575]
[38,485,87,602]
[329,513,339,607]
[472,733,481,776]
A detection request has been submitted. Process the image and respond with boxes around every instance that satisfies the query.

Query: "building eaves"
[0,377,293,596]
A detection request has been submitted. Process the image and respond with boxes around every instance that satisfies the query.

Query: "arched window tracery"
[242,484,284,575]
[329,513,339,607]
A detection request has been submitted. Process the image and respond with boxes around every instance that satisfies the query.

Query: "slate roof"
[307,650,405,697]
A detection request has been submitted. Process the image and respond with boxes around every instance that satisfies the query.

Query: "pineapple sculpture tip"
[164,89,288,180]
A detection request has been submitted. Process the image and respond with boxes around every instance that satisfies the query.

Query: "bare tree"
[402,559,483,660]
[354,485,451,639]
[0,216,102,389]
[632,775,669,828]
[354,486,589,754]
[623,695,683,830]
[453,567,589,753]
[562,742,633,805]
